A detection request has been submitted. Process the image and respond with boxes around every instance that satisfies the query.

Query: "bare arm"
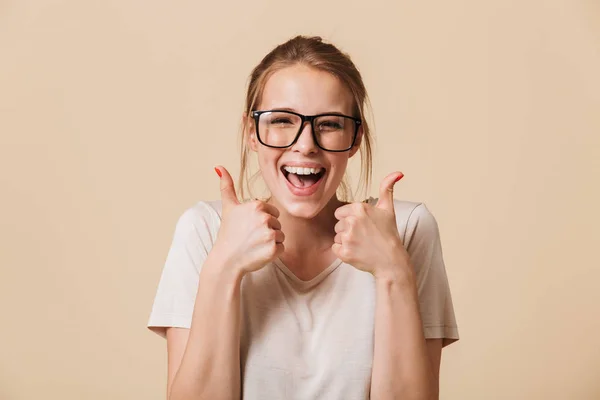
[166,328,189,397]
[370,270,439,400]
[426,338,442,388]
[167,252,244,400]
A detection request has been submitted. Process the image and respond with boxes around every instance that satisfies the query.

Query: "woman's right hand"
[211,165,285,275]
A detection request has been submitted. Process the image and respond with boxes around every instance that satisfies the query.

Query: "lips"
[282,167,325,187]
[280,163,326,196]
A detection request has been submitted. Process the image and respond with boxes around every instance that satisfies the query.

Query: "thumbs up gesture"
[332,172,413,280]
[212,166,285,275]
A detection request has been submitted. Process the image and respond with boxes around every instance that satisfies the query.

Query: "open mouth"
[281,165,326,189]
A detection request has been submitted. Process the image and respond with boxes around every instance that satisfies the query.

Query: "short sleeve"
[147,201,220,338]
[400,202,459,347]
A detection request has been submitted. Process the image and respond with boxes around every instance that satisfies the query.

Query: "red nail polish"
[214,167,222,178]
[395,173,404,182]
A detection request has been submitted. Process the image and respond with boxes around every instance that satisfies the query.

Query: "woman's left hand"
[332,172,414,282]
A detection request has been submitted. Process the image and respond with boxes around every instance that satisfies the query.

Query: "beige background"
[1,0,599,399]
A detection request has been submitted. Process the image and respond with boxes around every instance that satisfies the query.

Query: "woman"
[148,35,459,400]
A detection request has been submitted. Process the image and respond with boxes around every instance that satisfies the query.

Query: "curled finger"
[334,233,343,244]
[334,220,346,234]
[262,202,281,218]
[274,229,285,244]
[267,216,282,231]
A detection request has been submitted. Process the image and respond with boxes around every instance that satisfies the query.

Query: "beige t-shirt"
[148,198,459,399]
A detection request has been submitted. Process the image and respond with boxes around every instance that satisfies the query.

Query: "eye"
[270,118,293,125]
[318,119,344,131]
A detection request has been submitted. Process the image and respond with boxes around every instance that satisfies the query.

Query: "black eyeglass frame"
[251,109,362,152]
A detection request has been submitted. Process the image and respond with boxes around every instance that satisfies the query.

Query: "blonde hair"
[239,35,374,202]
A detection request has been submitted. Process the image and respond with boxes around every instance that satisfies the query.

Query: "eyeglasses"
[251,110,361,152]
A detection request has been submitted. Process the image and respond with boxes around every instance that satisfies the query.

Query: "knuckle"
[268,243,280,257]
[346,216,356,227]
[357,203,368,215]
[345,228,354,239]
[265,230,276,242]
[339,246,352,260]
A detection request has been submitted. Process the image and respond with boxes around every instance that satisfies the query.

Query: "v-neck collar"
[272,257,343,290]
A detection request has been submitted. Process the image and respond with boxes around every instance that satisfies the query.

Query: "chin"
[278,200,328,219]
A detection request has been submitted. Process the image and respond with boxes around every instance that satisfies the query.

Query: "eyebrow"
[271,107,348,116]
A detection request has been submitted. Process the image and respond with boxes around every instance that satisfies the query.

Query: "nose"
[290,121,318,154]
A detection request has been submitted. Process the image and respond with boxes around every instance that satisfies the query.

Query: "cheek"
[257,148,283,176]
[327,156,350,182]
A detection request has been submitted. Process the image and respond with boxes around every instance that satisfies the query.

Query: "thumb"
[215,166,240,213]
[375,172,404,212]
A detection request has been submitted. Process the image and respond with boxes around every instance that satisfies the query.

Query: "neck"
[268,195,344,255]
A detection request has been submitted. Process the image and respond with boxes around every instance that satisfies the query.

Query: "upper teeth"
[283,166,323,175]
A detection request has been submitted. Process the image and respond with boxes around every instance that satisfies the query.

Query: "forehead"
[259,64,354,115]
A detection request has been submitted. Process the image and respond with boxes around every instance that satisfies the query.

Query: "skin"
[165,64,444,400]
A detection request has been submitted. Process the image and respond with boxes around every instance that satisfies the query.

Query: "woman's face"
[248,64,362,219]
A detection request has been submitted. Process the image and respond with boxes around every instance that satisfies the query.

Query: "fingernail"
[214,167,222,178]
[395,173,404,182]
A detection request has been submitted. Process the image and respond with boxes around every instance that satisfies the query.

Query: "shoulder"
[173,200,223,237]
